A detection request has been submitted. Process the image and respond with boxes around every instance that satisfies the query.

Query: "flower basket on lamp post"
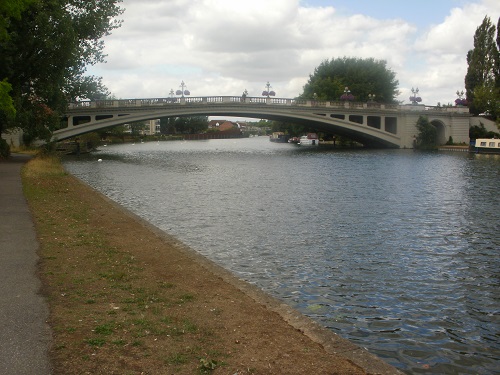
[409,87,422,105]
[455,90,468,106]
[262,81,276,98]
[340,87,354,101]
[176,81,190,98]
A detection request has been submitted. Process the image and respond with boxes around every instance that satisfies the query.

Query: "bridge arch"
[83,110,397,148]
[429,119,447,145]
[55,96,472,149]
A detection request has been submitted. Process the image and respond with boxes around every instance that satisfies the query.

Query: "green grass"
[85,338,106,347]
[94,323,115,335]
[166,352,189,365]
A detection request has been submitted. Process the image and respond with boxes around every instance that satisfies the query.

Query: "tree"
[159,117,176,134]
[0,0,34,41]
[300,57,399,103]
[469,123,500,139]
[0,0,123,150]
[465,16,500,117]
[269,120,313,137]
[415,116,437,150]
[173,116,208,134]
[0,79,15,120]
[497,17,500,87]
[0,0,34,156]
[129,121,147,136]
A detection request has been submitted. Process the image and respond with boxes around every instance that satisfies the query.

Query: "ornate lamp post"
[340,86,354,101]
[409,87,422,104]
[168,89,175,102]
[262,81,276,97]
[175,81,190,98]
[368,94,376,102]
[455,90,467,106]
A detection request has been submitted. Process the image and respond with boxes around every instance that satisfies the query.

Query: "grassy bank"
[22,155,367,374]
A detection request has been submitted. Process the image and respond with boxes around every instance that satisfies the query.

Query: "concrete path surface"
[0,154,52,374]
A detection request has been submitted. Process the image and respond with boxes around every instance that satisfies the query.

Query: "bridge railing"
[67,96,469,114]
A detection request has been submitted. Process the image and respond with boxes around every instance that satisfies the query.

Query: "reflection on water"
[64,137,500,374]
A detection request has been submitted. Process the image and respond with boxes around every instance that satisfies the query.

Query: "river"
[63,136,499,374]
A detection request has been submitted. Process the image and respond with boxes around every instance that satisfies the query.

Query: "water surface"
[64,137,500,374]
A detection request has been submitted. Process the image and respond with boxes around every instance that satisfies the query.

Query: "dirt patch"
[23,156,397,374]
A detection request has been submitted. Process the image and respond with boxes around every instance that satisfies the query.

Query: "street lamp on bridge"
[340,86,354,101]
[409,87,422,105]
[262,81,276,97]
[175,81,190,97]
[455,90,467,106]
[168,89,175,102]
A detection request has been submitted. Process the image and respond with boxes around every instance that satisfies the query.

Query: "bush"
[469,123,500,139]
[415,116,437,150]
[0,138,10,159]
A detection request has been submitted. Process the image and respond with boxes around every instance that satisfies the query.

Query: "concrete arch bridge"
[56,96,472,148]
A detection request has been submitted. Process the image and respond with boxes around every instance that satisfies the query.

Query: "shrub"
[0,138,10,159]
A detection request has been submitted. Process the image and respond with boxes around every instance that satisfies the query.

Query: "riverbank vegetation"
[0,0,124,157]
[22,155,367,374]
[414,116,438,150]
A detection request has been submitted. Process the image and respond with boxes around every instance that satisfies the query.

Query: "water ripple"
[64,138,500,374]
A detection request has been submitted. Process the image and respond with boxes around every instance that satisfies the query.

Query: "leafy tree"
[129,121,147,136]
[469,123,500,139]
[415,116,437,150]
[0,0,123,149]
[160,117,176,134]
[497,17,500,88]
[465,16,500,117]
[95,124,126,142]
[270,120,313,137]
[174,116,208,134]
[0,79,15,120]
[0,0,34,156]
[471,83,500,118]
[300,57,399,103]
[0,0,34,41]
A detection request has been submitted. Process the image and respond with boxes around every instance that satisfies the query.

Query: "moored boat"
[470,138,500,154]
[298,133,319,146]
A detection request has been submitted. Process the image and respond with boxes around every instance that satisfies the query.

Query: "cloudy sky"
[88,0,500,108]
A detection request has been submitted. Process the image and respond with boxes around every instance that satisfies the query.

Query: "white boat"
[470,138,500,154]
[299,133,319,146]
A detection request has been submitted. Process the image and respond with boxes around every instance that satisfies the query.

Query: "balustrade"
[67,96,469,116]
[205,96,223,103]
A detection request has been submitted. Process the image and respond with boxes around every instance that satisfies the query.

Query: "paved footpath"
[0,154,52,374]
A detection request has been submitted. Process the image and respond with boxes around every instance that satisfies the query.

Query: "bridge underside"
[55,103,403,148]
[250,112,399,148]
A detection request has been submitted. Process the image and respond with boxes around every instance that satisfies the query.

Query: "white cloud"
[406,1,500,105]
[415,5,486,54]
